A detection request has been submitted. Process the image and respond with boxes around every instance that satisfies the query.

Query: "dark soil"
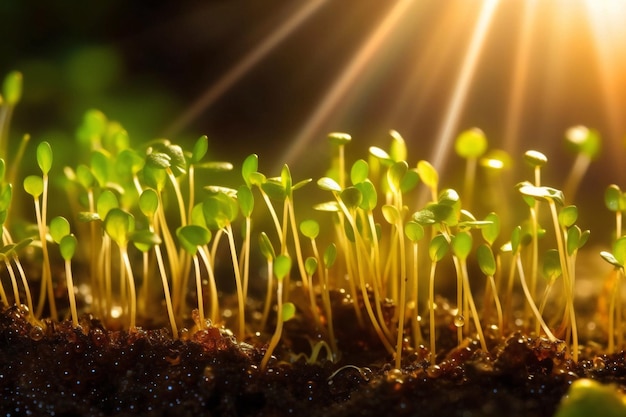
[2,301,626,417]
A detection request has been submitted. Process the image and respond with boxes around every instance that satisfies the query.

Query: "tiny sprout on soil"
[2,70,626,382]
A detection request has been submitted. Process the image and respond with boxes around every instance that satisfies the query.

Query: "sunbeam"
[164,0,328,137]
[428,0,500,174]
[278,0,415,169]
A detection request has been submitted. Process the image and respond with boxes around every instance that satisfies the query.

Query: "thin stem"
[226,225,246,341]
[517,254,556,341]
[192,254,206,330]
[429,261,438,365]
[65,258,79,327]
[154,243,178,338]
[260,279,285,370]
[120,246,137,330]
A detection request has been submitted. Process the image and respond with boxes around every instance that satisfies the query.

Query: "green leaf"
[567,226,581,256]
[417,160,438,190]
[382,204,401,225]
[97,190,119,220]
[340,187,362,209]
[23,175,43,198]
[104,208,134,247]
[274,254,292,281]
[146,151,171,170]
[261,179,286,201]
[242,154,259,187]
[554,378,626,417]
[518,183,565,205]
[389,130,407,162]
[237,185,254,218]
[476,244,496,276]
[429,234,449,262]
[281,165,292,196]
[511,226,522,253]
[323,243,337,268]
[605,185,625,212]
[368,146,392,164]
[400,169,419,194]
[197,161,234,171]
[292,178,312,191]
[177,225,211,255]
[387,161,408,194]
[191,135,209,164]
[452,231,473,261]
[130,230,162,252]
[328,132,352,146]
[259,232,276,261]
[75,164,95,190]
[300,219,320,240]
[565,126,601,160]
[248,171,266,187]
[543,249,562,279]
[317,177,342,193]
[350,159,369,185]
[355,180,377,211]
[305,257,318,276]
[481,212,500,246]
[558,205,578,228]
[405,221,424,242]
[601,251,622,269]
[523,150,548,167]
[0,184,12,212]
[139,188,159,218]
[455,128,487,159]
[202,192,238,230]
[2,70,22,106]
[50,216,70,244]
[37,142,53,175]
[59,234,77,261]
[282,302,296,322]
[614,236,626,266]
[91,149,110,187]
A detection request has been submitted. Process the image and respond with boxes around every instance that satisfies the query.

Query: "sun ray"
[428,0,500,175]
[278,0,415,168]
[164,0,329,137]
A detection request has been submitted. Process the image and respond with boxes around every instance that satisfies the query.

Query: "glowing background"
[3,0,626,218]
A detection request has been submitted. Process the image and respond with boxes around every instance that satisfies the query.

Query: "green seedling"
[203,191,245,340]
[518,182,578,360]
[563,125,601,202]
[138,188,178,337]
[258,231,276,332]
[604,184,626,241]
[176,225,213,330]
[427,234,449,365]
[405,220,425,348]
[328,132,352,188]
[600,236,626,353]
[0,71,22,160]
[555,379,626,417]
[103,208,137,330]
[50,216,79,327]
[261,254,295,370]
[523,150,548,304]
[455,128,488,210]
[451,231,486,351]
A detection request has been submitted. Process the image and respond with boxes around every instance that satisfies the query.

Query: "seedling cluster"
[0,70,622,372]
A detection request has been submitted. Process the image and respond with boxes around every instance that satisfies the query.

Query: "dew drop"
[426,364,441,378]
[29,326,44,341]
[386,368,404,383]
[593,357,606,371]
[454,315,465,327]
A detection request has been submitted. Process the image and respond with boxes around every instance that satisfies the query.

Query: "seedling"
[455,128,488,210]
[260,254,295,370]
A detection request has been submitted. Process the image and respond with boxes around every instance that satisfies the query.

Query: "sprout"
[455,128,488,210]
[563,125,601,202]
[261,254,294,370]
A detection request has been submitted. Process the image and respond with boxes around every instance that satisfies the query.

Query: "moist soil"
[1,295,626,417]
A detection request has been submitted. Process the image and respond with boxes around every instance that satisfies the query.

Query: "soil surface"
[3,302,626,417]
